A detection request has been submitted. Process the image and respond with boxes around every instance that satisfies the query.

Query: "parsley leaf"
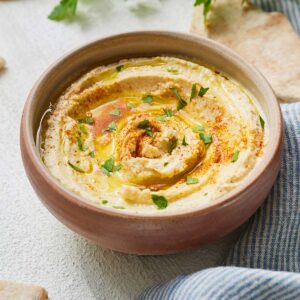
[100,157,121,176]
[182,136,188,146]
[167,68,179,75]
[259,115,265,130]
[116,65,124,72]
[194,0,212,22]
[199,132,213,144]
[138,120,153,136]
[190,83,197,100]
[198,86,209,97]
[48,0,78,21]
[89,151,95,158]
[68,161,84,173]
[170,87,187,110]
[142,95,153,104]
[103,121,117,132]
[151,194,168,209]
[76,136,85,151]
[156,109,174,121]
[168,138,178,154]
[192,125,205,132]
[79,125,88,134]
[231,150,239,162]
[186,176,199,184]
[78,118,94,125]
[110,108,121,116]
[102,200,108,204]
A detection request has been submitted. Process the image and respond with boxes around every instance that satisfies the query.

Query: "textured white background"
[0,1,240,299]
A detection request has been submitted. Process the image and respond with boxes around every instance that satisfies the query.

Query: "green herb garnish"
[199,132,213,144]
[231,150,239,162]
[156,109,174,121]
[186,176,199,184]
[103,121,117,132]
[110,108,121,116]
[164,162,169,167]
[68,161,84,173]
[127,102,136,108]
[79,125,88,134]
[152,194,168,209]
[168,138,178,154]
[78,118,94,125]
[167,68,179,75]
[182,136,188,146]
[198,86,209,97]
[192,125,205,132]
[259,115,265,130]
[100,157,121,176]
[116,65,124,72]
[102,200,108,204]
[48,0,78,21]
[89,151,95,158]
[142,95,153,104]
[190,83,197,101]
[112,205,125,210]
[170,87,187,110]
[138,120,153,137]
[194,0,212,22]
[76,137,85,151]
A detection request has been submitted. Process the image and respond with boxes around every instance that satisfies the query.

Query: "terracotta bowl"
[20,31,282,255]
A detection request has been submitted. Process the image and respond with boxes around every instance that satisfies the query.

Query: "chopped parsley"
[164,162,169,167]
[231,150,239,162]
[89,151,95,158]
[142,95,153,104]
[79,125,88,134]
[100,157,121,176]
[168,138,178,154]
[156,109,174,121]
[68,161,84,173]
[186,176,199,184]
[76,136,85,151]
[182,136,188,146]
[110,108,121,116]
[192,125,205,132]
[116,65,124,72]
[78,117,94,125]
[138,120,153,137]
[199,132,213,144]
[151,194,168,209]
[190,83,197,101]
[48,0,78,21]
[112,205,125,210]
[170,87,187,110]
[167,68,179,75]
[198,86,209,97]
[102,200,108,204]
[103,121,117,132]
[259,115,265,130]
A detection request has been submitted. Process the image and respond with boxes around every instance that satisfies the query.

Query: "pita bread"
[0,57,5,70]
[0,281,48,300]
[190,0,300,102]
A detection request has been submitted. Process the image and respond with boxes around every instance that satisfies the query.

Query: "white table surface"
[0,1,241,299]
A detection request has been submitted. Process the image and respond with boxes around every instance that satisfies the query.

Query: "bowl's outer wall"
[20,32,283,254]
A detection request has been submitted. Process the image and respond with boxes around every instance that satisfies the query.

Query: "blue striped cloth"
[139,2,300,299]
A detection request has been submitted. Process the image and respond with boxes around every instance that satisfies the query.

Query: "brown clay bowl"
[20,31,283,255]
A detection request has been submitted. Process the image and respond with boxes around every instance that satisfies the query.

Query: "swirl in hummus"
[40,57,268,214]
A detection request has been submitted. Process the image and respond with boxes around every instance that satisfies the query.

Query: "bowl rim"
[21,30,282,220]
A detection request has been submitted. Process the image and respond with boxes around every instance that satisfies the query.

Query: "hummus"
[40,57,268,214]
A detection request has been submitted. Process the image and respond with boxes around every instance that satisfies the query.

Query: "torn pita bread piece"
[0,57,5,70]
[190,0,300,102]
[0,281,48,300]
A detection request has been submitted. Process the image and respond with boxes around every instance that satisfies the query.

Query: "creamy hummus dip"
[40,57,268,214]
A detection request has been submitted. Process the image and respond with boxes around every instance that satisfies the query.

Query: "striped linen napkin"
[139,1,300,299]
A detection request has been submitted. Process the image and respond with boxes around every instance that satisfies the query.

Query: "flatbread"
[0,281,48,300]
[190,0,300,102]
[0,57,5,70]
